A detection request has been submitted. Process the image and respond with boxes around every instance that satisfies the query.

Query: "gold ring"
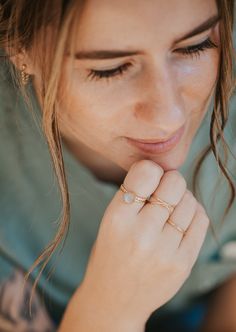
[148,196,175,214]
[120,184,148,204]
[166,219,187,236]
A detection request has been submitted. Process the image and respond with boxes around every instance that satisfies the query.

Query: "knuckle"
[197,210,210,228]
[184,190,191,201]
[134,159,164,179]
[185,190,196,206]
[131,234,152,255]
[185,189,193,199]
[165,170,187,190]
[197,202,206,214]
[157,253,190,277]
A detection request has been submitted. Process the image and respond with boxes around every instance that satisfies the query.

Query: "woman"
[0,0,236,331]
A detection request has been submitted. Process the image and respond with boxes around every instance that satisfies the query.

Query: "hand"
[62,160,209,330]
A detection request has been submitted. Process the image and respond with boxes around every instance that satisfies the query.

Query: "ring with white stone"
[120,184,148,204]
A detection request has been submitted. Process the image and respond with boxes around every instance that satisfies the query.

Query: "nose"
[134,62,186,138]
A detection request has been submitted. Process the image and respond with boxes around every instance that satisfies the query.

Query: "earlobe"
[7,49,34,85]
[20,64,30,85]
[8,49,34,75]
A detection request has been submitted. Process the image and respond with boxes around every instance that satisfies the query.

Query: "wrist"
[58,285,147,332]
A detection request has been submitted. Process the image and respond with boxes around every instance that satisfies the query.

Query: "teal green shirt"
[0,59,236,327]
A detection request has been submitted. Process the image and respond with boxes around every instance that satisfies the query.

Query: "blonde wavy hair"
[0,0,236,304]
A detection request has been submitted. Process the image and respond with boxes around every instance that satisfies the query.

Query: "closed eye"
[175,37,218,58]
[87,62,132,82]
[86,37,218,82]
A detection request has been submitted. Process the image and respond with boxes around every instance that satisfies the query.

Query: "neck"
[62,138,126,187]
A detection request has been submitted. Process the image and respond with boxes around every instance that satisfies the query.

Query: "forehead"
[76,0,218,49]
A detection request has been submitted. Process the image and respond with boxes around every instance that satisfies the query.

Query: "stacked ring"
[167,219,187,236]
[120,184,149,204]
[120,183,188,237]
[148,196,175,215]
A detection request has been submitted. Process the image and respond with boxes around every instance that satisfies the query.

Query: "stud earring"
[20,64,30,85]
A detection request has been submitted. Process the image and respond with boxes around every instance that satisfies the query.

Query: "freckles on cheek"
[179,57,218,109]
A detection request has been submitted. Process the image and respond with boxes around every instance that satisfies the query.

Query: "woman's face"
[56,0,220,174]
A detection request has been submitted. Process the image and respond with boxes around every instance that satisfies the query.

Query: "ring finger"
[138,170,187,231]
[162,189,197,247]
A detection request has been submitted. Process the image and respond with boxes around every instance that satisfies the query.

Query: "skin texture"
[54,0,220,185]
[58,161,210,332]
[15,0,236,330]
[16,0,236,331]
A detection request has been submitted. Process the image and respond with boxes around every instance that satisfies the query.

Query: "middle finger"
[138,170,187,230]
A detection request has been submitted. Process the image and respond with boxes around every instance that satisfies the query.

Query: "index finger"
[106,160,164,220]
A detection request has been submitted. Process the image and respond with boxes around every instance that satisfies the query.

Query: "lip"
[126,125,185,154]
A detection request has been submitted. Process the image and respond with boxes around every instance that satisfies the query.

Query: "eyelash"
[87,37,218,82]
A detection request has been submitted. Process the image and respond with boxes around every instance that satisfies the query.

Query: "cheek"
[58,79,124,142]
[60,71,134,135]
[176,53,219,110]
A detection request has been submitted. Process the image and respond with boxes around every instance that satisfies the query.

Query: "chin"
[115,154,186,174]
[147,160,181,172]
[153,145,191,171]
[136,150,187,171]
[159,157,187,171]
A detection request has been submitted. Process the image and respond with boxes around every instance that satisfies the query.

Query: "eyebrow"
[174,13,221,43]
[74,13,221,60]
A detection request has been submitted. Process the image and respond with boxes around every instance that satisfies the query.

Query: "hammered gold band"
[167,219,187,236]
[148,196,175,214]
